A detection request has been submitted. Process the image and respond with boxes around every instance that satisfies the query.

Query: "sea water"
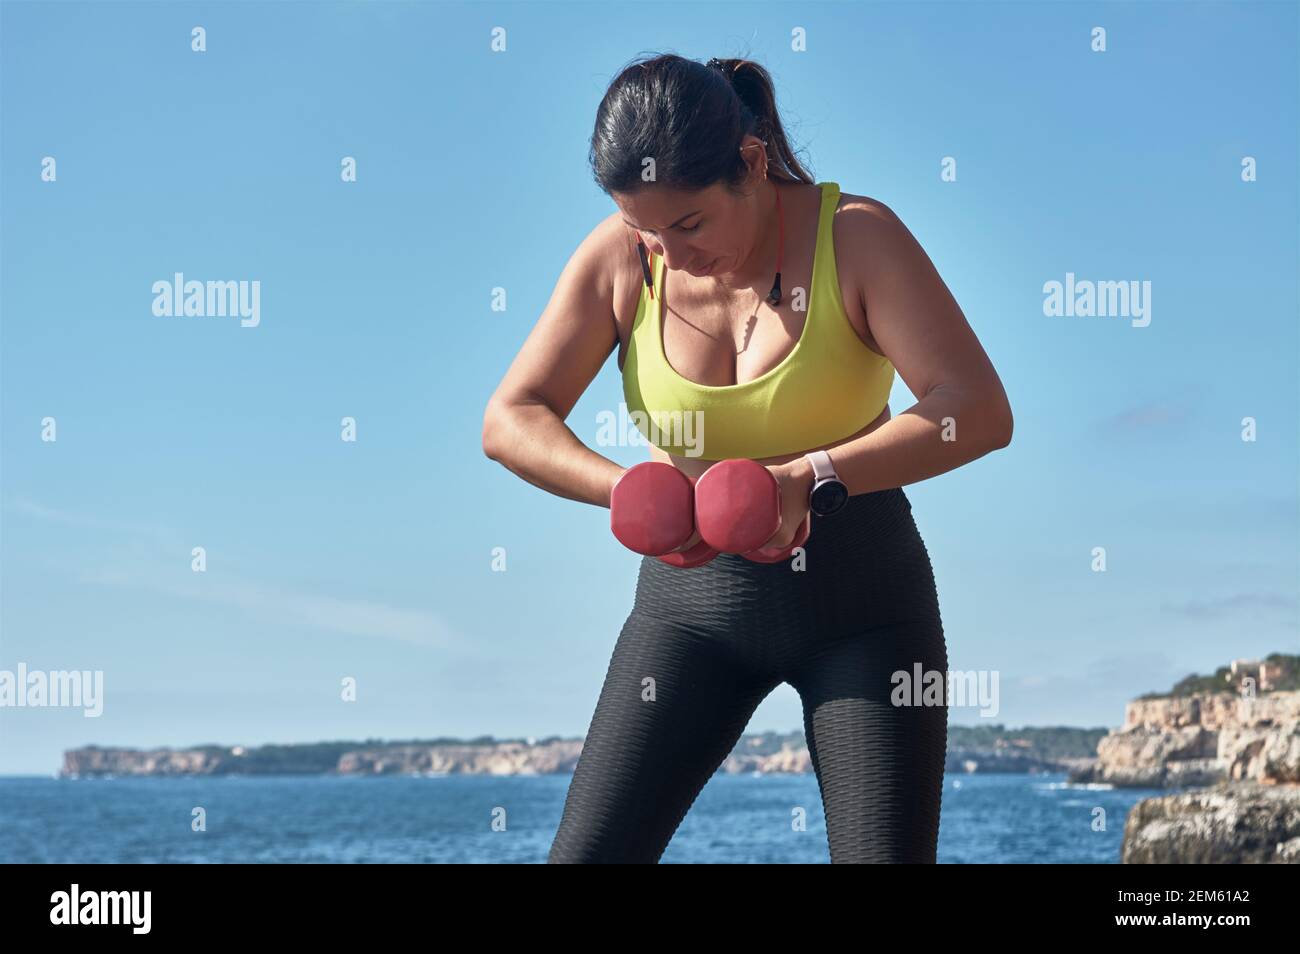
[0,772,1157,864]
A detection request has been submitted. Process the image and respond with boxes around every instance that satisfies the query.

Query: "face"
[615,184,734,278]
[613,138,767,279]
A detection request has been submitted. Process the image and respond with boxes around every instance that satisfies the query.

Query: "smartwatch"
[805,450,849,516]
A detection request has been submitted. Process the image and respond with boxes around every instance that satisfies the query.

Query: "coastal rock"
[1121,781,1300,864]
[1123,693,1241,732]
[720,743,812,774]
[1068,690,1300,789]
[1276,837,1300,862]
[62,746,228,777]
[1220,717,1300,784]
[335,741,583,775]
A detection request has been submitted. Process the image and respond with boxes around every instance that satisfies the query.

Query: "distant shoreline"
[54,725,1108,779]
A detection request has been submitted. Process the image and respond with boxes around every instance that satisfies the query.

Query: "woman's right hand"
[668,526,704,554]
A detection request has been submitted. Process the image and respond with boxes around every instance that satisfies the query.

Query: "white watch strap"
[805,450,838,482]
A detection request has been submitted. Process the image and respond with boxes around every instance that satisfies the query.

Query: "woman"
[482,54,1013,863]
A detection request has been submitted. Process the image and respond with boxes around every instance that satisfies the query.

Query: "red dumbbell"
[695,458,813,561]
[693,458,783,553]
[742,512,811,563]
[610,462,720,568]
[610,462,696,555]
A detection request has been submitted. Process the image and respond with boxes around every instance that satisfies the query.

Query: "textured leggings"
[548,487,948,863]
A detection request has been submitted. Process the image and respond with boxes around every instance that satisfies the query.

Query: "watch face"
[811,479,848,516]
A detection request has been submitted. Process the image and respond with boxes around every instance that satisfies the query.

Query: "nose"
[646,236,700,272]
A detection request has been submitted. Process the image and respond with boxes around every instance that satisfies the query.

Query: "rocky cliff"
[335,741,582,775]
[59,741,584,778]
[1068,690,1300,788]
[1077,675,1300,864]
[63,746,233,777]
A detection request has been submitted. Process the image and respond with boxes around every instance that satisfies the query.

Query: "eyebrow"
[621,209,703,231]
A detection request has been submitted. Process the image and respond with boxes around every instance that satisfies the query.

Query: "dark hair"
[589,53,814,198]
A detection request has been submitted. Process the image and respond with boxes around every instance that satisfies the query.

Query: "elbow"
[992,401,1014,449]
[481,402,508,463]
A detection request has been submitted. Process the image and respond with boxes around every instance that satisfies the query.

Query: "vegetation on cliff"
[1136,653,1299,700]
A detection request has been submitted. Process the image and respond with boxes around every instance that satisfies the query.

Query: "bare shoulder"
[593,206,639,261]
[591,208,644,366]
[483,210,632,423]
[829,191,908,355]
[552,209,641,350]
[573,209,638,296]
[836,190,898,222]
[831,190,946,336]
[831,189,1003,419]
[834,191,909,269]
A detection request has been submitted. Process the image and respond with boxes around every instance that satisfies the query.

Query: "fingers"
[668,527,703,554]
[743,513,811,563]
[763,513,801,550]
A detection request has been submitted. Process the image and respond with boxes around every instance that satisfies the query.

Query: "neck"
[714,178,781,293]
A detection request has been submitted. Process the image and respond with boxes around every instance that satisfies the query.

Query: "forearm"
[799,386,1010,496]
[483,400,623,507]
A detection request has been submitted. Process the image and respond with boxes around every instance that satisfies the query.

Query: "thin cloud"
[77,565,461,650]
[1083,650,1179,685]
[12,497,460,650]
[6,497,174,541]
[1101,401,1192,432]
[1162,591,1299,619]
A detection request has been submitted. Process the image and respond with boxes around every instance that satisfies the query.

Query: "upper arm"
[484,213,627,427]
[842,198,1013,442]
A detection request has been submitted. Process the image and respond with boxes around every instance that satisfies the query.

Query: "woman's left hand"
[761,458,815,550]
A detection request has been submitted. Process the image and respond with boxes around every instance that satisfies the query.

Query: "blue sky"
[2,1,1296,775]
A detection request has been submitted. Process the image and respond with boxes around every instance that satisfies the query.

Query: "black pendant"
[766,272,782,306]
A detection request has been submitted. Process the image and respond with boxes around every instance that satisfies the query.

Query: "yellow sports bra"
[621,180,895,461]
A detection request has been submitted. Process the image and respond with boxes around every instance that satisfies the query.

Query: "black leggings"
[548,487,949,863]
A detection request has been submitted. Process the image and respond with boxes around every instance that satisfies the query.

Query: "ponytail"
[704,57,813,187]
